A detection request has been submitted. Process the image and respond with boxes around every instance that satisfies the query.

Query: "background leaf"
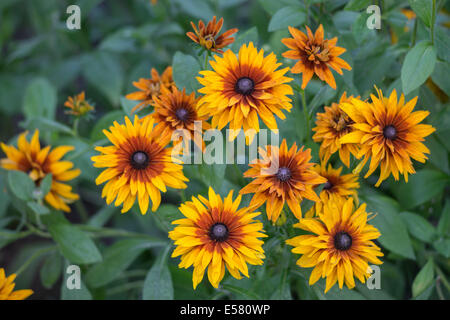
[42,212,102,265]
[401,41,437,95]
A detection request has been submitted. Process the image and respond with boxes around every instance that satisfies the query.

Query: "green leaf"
[408,0,433,27]
[88,205,117,228]
[153,204,183,232]
[82,51,123,106]
[173,0,214,20]
[23,78,57,120]
[42,212,102,264]
[431,61,450,97]
[400,211,436,243]
[143,246,174,300]
[362,194,416,260]
[20,117,73,136]
[39,173,53,198]
[412,259,434,298]
[344,0,371,11]
[221,284,262,300]
[437,199,450,236]
[391,170,448,209]
[172,52,201,94]
[434,27,450,62]
[90,110,125,141]
[120,96,136,116]
[231,27,259,51]
[27,201,50,215]
[433,238,450,258]
[427,134,450,174]
[352,12,374,44]
[86,238,165,288]
[268,7,306,32]
[7,170,35,201]
[401,41,437,95]
[61,261,92,300]
[40,251,62,289]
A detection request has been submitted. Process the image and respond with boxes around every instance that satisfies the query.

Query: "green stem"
[75,200,89,223]
[436,276,446,300]
[435,265,450,292]
[15,246,56,276]
[300,89,310,141]
[431,0,436,45]
[72,118,80,137]
[411,18,418,47]
[204,51,209,70]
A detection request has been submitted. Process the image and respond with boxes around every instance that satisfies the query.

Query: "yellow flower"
[126,66,174,114]
[151,86,210,150]
[91,115,188,215]
[197,42,293,144]
[282,24,351,89]
[286,197,383,293]
[186,16,238,53]
[340,88,436,186]
[0,268,33,300]
[240,139,326,223]
[0,130,80,212]
[305,163,360,218]
[64,91,94,117]
[312,92,360,167]
[169,187,267,289]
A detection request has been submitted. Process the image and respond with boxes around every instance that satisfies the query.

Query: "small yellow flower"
[282,24,351,89]
[169,187,267,289]
[186,16,238,53]
[287,197,383,293]
[340,88,436,186]
[91,115,188,215]
[126,66,174,114]
[151,86,210,150]
[64,91,94,117]
[312,92,360,167]
[1,130,80,212]
[197,42,293,144]
[305,163,359,218]
[0,268,33,300]
[240,139,326,223]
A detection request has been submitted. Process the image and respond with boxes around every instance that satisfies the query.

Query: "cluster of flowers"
[0,17,435,298]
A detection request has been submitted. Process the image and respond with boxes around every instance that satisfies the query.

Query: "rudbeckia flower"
[0,268,33,300]
[91,115,188,215]
[240,139,326,222]
[282,24,351,89]
[312,92,360,167]
[0,130,80,212]
[186,16,238,53]
[197,42,293,144]
[287,197,383,293]
[151,86,210,150]
[126,66,174,114]
[169,187,267,289]
[340,88,436,186]
[305,163,359,218]
[64,91,94,117]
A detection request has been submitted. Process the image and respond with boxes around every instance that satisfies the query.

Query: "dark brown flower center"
[323,181,333,190]
[209,223,229,242]
[131,151,149,170]
[175,108,189,122]
[383,125,397,140]
[235,77,254,96]
[334,231,352,251]
[276,167,291,182]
